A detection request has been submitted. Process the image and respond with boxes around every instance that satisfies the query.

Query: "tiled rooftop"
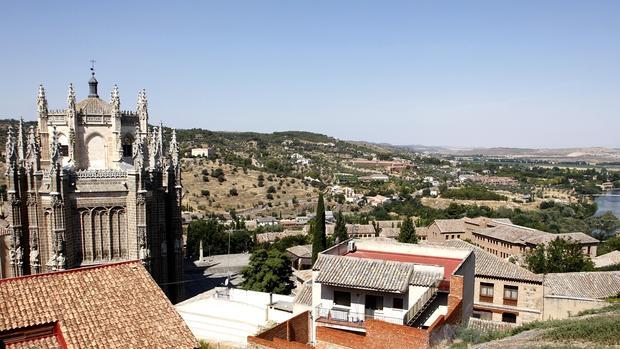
[294,282,313,306]
[544,271,620,299]
[473,223,599,245]
[422,239,543,283]
[0,261,197,348]
[313,254,443,293]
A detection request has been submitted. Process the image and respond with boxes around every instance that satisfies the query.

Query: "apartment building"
[471,223,599,259]
[425,217,513,242]
[423,239,544,325]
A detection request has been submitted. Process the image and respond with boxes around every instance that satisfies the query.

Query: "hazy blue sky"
[1,1,619,148]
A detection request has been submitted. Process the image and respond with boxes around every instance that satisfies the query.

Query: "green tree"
[242,248,294,294]
[525,238,594,273]
[312,193,327,264]
[333,211,349,243]
[598,236,620,256]
[524,244,547,274]
[397,216,418,244]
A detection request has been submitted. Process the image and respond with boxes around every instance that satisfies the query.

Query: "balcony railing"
[315,305,405,328]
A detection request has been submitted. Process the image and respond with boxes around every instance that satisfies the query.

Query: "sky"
[1,1,619,148]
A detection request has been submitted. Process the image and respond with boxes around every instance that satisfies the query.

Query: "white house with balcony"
[310,238,474,339]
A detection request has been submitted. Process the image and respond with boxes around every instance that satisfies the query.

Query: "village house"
[190,147,213,158]
[0,261,197,348]
[249,238,475,349]
[423,239,544,325]
[287,244,313,270]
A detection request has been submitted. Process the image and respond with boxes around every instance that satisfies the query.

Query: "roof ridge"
[0,260,142,285]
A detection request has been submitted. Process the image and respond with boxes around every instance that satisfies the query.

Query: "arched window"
[122,133,134,158]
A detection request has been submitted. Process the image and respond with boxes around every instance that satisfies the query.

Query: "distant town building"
[190,147,213,157]
[424,217,599,260]
[2,72,184,300]
[359,174,390,183]
[0,261,198,348]
[351,159,413,172]
[286,244,312,270]
[256,216,279,227]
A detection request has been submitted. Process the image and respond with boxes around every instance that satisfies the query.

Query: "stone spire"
[169,129,179,170]
[132,126,145,170]
[137,89,148,133]
[67,83,76,110]
[149,127,161,171]
[158,121,164,156]
[111,84,120,114]
[37,85,48,117]
[25,126,40,172]
[17,118,25,162]
[5,127,17,175]
[49,126,61,172]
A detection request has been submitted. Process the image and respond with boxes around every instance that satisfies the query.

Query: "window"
[503,285,518,306]
[480,282,494,302]
[473,310,492,321]
[59,145,69,156]
[122,144,133,157]
[365,295,384,310]
[393,297,404,310]
[333,291,351,307]
[480,283,494,297]
[502,313,517,323]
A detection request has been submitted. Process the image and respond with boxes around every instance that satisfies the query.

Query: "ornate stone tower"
[3,70,184,301]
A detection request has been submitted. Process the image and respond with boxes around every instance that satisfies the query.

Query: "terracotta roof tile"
[0,261,198,348]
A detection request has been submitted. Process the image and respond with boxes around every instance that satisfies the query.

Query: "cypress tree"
[333,211,349,243]
[398,216,418,244]
[312,192,327,264]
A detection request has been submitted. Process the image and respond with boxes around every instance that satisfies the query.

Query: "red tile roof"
[0,261,197,349]
[346,249,463,279]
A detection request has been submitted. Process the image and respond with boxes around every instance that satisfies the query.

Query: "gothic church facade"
[3,71,183,300]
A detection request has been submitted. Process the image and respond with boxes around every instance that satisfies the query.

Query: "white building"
[311,238,474,340]
[191,147,213,158]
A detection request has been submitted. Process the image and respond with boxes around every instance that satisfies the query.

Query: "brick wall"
[316,319,430,349]
[248,311,312,349]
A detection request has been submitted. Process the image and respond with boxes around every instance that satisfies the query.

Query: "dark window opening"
[334,291,351,307]
[393,297,404,309]
[123,144,133,157]
[473,310,492,321]
[502,312,517,323]
[365,295,384,310]
[59,145,69,156]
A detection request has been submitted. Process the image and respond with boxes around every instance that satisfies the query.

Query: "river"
[595,189,620,218]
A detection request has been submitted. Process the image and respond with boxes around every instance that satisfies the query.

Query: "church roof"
[0,261,198,348]
[76,97,112,115]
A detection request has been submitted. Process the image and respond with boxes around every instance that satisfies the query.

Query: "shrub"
[201,190,210,197]
[229,188,238,196]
